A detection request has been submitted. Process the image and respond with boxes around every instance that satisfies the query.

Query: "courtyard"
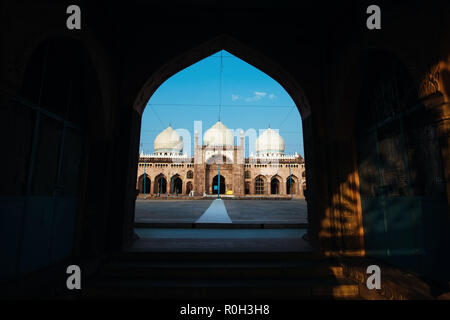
[134,199,308,224]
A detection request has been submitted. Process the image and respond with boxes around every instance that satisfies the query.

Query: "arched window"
[187,170,193,179]
[245,171,251,179]
[255,177,265,195]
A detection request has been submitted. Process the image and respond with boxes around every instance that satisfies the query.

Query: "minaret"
[194,130,199,164]
[239,130,245,165]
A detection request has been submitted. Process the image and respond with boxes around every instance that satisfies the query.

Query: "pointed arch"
[133,34,311,120]
[170,174,183,194]
[286,174,298,195]
[254,175,267,195]
[138,174,151,194]
[154,173,167,194]
[270,175,282,195]
[212,175,226,194]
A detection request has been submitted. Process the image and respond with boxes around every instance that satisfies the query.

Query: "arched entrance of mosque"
[138,174,151,194]
[186,181,193,195]
[154,174,167,194]
[170,175,183,194]
[212,175,226,195]
[286,175,297,195]
[271,177,280,195]
[131,34,314,252]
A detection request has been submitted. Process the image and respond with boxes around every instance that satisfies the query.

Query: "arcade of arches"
[136,123,305,197]
[1,1,449,299]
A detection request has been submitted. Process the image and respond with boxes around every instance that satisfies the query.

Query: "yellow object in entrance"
[226,190,233,195]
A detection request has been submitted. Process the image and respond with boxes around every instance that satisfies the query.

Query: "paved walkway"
[133,200,310,252]
[135,199,308,224]
[195,199,232,223]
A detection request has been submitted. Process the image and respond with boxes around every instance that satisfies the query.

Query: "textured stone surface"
[134,199,308,223]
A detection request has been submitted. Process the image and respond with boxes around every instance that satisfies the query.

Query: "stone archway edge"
[132,34,311,119]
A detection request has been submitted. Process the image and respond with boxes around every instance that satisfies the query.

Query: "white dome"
[204,121,234,147]
[153,126,183,154]
[256,128,285,155]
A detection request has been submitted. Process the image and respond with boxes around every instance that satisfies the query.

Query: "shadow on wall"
[353,50,449,286]
[0,37,104,283]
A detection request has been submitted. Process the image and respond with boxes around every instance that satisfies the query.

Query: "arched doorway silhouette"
[286,175,297,195]
[271,177,280,194]
[138,174,151,194]
[154,175,167,194]
[212,175,225,194]
[130,34,315,250]
[186,181,193,195]
[171,176,182,194]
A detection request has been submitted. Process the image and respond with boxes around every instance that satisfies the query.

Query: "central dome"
[204,121,234,147]
[256,128,285,155]
[154,125,183,154]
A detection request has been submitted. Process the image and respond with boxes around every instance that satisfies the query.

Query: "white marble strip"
[195,199,232,223]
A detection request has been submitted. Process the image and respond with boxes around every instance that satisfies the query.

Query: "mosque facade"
[136,121,305,198]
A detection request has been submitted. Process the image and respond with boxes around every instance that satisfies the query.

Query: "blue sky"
[140,50,304,157]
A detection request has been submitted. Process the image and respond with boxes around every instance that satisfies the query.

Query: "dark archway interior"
[286,176,296,195]
[271,178,280,194]
[154,176,167,194]
[186,181,193,194]
[1,36,102,280]
[171,177,182,194]
[137,174,151,194]
[142,177,150,194]
[212,175,226,194]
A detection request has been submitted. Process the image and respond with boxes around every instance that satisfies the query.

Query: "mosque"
[136,121,305,198]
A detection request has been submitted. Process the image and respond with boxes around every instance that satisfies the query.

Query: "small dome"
[204,121,234,147]
[256,128,285,155]
[154,126,183,154]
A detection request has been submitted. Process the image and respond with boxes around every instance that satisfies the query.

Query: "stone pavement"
[135,199,308,224]
[195,199,232,223]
